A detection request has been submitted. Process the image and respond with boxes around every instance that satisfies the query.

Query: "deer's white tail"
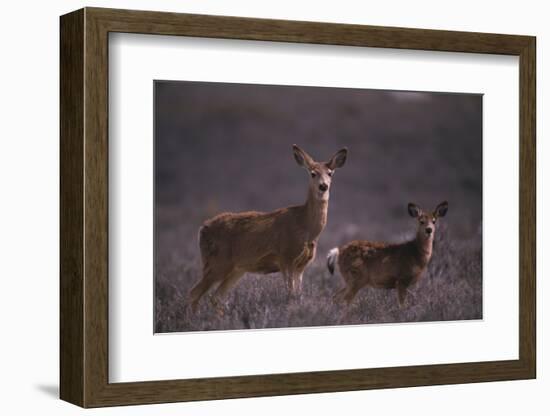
[326,247,339,275]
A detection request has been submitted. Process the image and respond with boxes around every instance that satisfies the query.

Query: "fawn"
[327,201,448,306]
[189,144,348,311]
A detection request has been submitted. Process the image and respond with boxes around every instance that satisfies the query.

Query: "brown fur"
[189,145,347,311]
[331,201,448,306]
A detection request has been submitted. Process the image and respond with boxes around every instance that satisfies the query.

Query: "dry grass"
[155,223,482,333]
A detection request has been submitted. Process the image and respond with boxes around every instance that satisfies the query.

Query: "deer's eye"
[420,220,425,225]
[310,172,316,178]
[327,170,333,177]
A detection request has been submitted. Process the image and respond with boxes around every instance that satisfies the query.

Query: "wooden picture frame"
[60,7,536,408]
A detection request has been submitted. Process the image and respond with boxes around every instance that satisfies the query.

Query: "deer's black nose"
[426,227,433,235]
[319,183,328,192]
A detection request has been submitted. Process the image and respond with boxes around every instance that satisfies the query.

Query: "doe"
[189,144,348,312]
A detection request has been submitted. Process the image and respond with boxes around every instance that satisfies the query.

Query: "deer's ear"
[408,203,421,218]
[292,144,314,169]
[434,201,449,218]
[326,147,348,170]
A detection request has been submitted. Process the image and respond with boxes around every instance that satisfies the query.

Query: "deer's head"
[408,201,449,242]
[293,144,348,202]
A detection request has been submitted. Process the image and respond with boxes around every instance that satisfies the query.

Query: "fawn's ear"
[434,201,449,218]
[293,144,315,169]
[326,147,348,170]
[408,203,421,218]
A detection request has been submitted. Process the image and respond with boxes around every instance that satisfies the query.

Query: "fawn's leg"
[333,268,352,303]
[343,282,363,305]
[333,286,347,303]
[341,269,366,305]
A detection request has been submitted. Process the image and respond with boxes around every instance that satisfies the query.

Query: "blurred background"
[154,80,482,332]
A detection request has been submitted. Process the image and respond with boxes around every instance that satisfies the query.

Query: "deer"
[189,144,348,312]
[327,201,448,307]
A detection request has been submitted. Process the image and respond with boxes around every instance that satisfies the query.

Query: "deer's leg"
[332,286,347,303]
[189,262,228,312]
[292,265,308,295]
[281,242,316,300]
[396,281,408,307]
[211,269,245,314]
[189,277,215,312]
[281,267,300,301]
[280,266,292,295]
[293,242,315,295]
[293,271,305,300]
[281,270,290,293]
[333,267,352,303]
[343,282,363,305]
[288,272,299,298]
[339,269,365,305]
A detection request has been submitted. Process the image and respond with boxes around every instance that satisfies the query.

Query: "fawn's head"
[293,144,348,202]
[408,201,449,241]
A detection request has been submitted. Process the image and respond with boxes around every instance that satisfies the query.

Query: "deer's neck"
[414,234,434,266]
[303,188,328,242]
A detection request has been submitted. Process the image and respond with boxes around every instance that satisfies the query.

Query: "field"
[154,81,483,333]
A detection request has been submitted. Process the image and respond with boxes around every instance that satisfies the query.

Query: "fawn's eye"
[310,172,316,178]
[432,218,437,224]
[420,220,425,225]
[327,170,333,177]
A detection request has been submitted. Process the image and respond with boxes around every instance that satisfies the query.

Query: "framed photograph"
[60,7,536,408]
